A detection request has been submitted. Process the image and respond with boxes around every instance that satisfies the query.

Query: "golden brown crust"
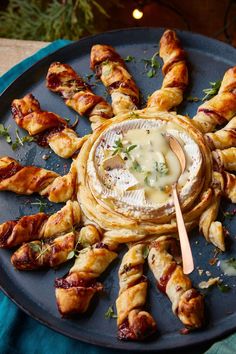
[212,147,236,172]
[46,62,113,130]
[90,45,139,115]
[11,232,76,270]
[11,94,85,158]
[55,239,117,315]
[147,29,188,110]
[0,156,59,195]
[213,171,236,203]
[193,67,236,133]
[199,172,226,250]
[0,200,81,248]
[0,157,79,203]
[12,94,66,134]
[0,214,47,248]
[55,273,103,315]
[205,116,236,150]
[148,236,204,329]
[41,161,77,203]
[219,66,236,94]
[116,244,157,340]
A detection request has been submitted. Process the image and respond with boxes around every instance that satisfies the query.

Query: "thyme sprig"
[202,80,222,101]
[30,199,48,212]
[105,305,117,319]
[124,55,135,63]
[142,51,161,78]
[12,129,35,150]
[0,124,34,150]
[0,124,12,143]
[112,139,137,158]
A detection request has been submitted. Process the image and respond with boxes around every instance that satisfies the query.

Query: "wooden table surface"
[0,38,49,76]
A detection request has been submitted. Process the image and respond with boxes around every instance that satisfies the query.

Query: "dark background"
[1,0,236,45]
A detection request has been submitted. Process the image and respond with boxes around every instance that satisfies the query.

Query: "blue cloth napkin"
[0,39,236,354]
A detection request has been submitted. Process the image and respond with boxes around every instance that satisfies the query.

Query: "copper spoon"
[166,134,194,274]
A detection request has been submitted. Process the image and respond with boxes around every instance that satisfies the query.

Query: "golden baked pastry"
[148,236,204,328]
[116,244,157,340]
[0,156,58,195]
[46,62,113,130]
[0,156,77,203]
[11,231,76,270]
[55,237,117,315]
[193,67,236,133]
[0,200,80,248]
[90,44,139,115]
[11,93,87,158]
[147,29,188,111]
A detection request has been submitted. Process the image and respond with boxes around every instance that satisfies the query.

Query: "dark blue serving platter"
[0,28,236,352]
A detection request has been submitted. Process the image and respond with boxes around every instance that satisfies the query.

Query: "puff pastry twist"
[0,200,80,248]
[46,62,113,130]
[116,244,157,341]
[212,147,236,172]
[199,186,225,251]
[11,231,76,270]
[55,238,117,315]
[11,94,87,158]
[0,156,77,203]
[90,44,139,115]
[205,116,236,150]
[11,224,101,270]
[148,236,204,329]
[193,67,236,133]
[213,171,236,203]
[147,29,188,111]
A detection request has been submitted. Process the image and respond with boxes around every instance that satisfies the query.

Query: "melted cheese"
[123,128,181,203]
[87,118,202,220]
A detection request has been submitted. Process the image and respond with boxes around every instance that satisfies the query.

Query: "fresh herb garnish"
[29,242,42,253]
[124,55,135,62]
[105,305,117,319]
[112,139,137,158]
[132,160,142,172]
[202,80,221,101]
[0,123,12,143]
[30,199,48,212]
[11,129,35,150]
[155,161,169,176]
[112,139,123,156]
[36,243,51,260]
[124,144,137,158]
[218,283,231,293]
[29,241,51,260]
[66,239,92,260]
[186,96,200,102]
[142,52,161,78]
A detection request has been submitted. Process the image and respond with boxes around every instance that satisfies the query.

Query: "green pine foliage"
[0,0,112,41]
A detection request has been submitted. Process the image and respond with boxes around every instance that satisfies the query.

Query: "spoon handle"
[172,185,194,274]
